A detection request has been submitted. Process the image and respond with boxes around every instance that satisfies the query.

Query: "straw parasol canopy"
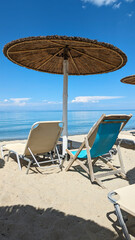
[121,75,135,85]
[3,35,127,155]
[3,35,127,75]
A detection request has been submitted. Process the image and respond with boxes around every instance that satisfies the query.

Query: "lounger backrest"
[88,114,132,158]
[24,121,63,156]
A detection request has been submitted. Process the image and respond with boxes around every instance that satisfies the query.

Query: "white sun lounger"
[1,121,63,174]
[108,184,135,240]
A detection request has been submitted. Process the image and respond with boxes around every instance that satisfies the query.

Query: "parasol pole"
[62,58,68,155]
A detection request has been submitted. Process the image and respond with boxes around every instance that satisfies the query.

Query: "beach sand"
[0,131,135,239]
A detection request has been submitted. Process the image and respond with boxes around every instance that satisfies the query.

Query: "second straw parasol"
[121,75,135,85]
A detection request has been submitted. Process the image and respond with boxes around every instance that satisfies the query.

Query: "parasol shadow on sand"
[0,205,121,239]
[3,35,127,155]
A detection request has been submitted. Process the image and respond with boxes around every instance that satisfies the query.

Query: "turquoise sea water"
[0,110,135,141]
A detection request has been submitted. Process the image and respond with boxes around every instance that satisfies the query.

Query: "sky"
[0,0,135,111]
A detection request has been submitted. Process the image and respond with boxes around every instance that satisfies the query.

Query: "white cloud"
[0,98,31,107]
[47,101,62,104]
[127,11,134,17]
[82,0,117,6]
[82,0,134,7]
[113,2,121,8]
[43,100,62,104]
[10,98,30,106]
[10,98,30,102]
[72,96,123,103]
[82,5,86,8]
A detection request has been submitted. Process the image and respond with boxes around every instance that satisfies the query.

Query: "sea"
[0,110,135,141]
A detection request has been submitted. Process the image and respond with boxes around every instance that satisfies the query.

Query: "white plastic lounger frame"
[108,184,135,240]
[1,121,63,174]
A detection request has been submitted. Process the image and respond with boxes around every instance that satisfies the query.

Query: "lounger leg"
[115,203,131,240]
[55,147,62,169]
[85,138,106,188]
[99,156,126,179]
[65,142,85,171]
[15,152,22,170]
[7,150,22,171]
[117,144,126,176]
[28,147,40,167]
[85,137,95,182]
[50,151,54,164]
[0,145,5,160]
[7,151,10,162]
[65,151,76,171]
[26,160,32,174]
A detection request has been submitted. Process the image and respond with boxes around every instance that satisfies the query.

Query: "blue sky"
[0,0,135,110]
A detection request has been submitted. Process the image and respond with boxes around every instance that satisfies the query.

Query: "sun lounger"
[108,184,135,240]
[1,121,63,174]
[65,114,132,188]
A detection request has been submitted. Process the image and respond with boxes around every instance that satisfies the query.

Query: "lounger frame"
[65,114,132,188]
[1,121,63,174]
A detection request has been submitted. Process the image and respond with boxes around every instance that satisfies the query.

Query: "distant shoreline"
[0,109,135,112]
[0,129,135,143]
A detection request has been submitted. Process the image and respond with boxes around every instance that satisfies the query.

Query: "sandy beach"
[0,131,135,239]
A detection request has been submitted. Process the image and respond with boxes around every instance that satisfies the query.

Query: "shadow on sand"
[0,158,5,169]
[0,205,120,240]
[107,210,135,240]
[127,167,135,185]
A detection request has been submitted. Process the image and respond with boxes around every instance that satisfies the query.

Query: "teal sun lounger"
[66,114,132,188]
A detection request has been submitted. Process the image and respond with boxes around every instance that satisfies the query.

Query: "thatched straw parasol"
[121,75,135,85]
[3,35,127,155]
